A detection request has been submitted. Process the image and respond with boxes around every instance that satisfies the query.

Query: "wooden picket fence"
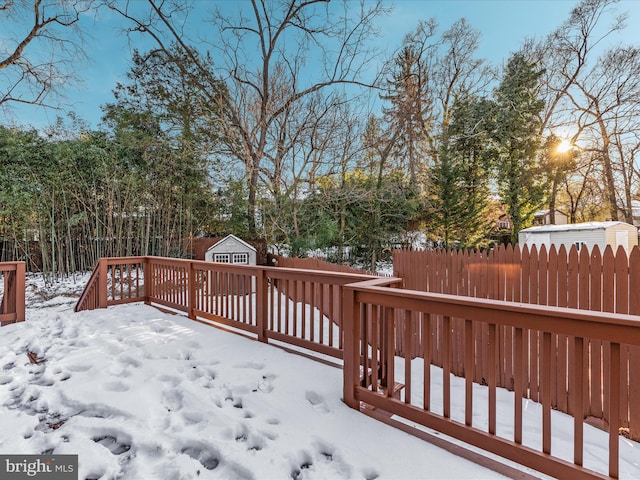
[393,243,640,441]
[270,255,376,276]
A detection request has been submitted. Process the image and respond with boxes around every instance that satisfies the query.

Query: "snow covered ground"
[0,274,638,479]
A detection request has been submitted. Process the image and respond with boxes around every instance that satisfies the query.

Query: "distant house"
[204,234,257,265]
[532,209,568,226]
[518,221,638,254]
[489,212,514,245]
[496,213,512,231]
[630,200,640,227]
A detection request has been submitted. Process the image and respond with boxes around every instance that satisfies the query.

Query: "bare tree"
[0,0,89,113]
[107,0,388,237]
[533,0,639,222]
[562,150,604,222]
[379,18,491,184]
[381,20,437,181]
[565,45,640,221]
[433,18,493,144]
[533,0,626,135]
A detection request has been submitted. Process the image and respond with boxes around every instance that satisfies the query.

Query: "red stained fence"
[270,255,377,275]
[393,244,640,443]
[0,262,26,326]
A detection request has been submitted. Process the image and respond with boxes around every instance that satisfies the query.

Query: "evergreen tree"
[428,95,492,247]
[381,45,433,183]
[490,53,546,244]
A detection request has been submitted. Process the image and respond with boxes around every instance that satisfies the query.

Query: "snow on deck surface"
[0,275,638,479]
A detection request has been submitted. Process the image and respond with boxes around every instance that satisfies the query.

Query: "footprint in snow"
[222,391,255,417]
[290,450,314,480]
[103,380,129,392]
[66,363,91,372]
[228,422,267,450]
[290,443,354,480]
[93,434,132,455]
[305,391,329,412]
[163,389,183,412]
[179,441,220,471]
[199,367,217,389]
[52,368,71,382]
[158,374,182,388]
[35,375,55,387]
[232,423,250,443]
[225,394,244,409]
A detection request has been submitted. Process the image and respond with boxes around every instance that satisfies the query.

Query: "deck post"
[256,268,268,342]
[98,259,108,308]
[188,261,196,320]
[143,258,151,305]
[15,262,26,323]
[342,284,359,409]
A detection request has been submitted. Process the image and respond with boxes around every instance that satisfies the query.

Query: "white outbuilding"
[204,234,257,265]
[518,221,639,254]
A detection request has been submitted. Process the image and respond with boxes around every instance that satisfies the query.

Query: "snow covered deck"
[1,285,535,479]
[9,257,640,478]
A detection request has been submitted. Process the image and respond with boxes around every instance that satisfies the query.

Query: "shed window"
[233,253,249,264]
[214,253,230,263]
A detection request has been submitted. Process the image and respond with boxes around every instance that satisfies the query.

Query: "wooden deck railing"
[393,244,640,444]
[0,261,26,326]
[75,255,640,478]
[75,256,387,359]
[342,280,640,480]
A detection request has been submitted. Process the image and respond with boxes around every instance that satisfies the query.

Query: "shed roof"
[205,234,256,253]
[534,209,550,216]
[519,221,634,234]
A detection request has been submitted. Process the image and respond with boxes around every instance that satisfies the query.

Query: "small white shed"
[518,221,639,254]
[204,234,257,265]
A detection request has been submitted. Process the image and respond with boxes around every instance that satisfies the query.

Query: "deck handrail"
[74,256,387,360]
[0,262,26,326]
[342,280,640,479]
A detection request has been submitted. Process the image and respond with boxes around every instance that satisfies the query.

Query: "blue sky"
[5,0,640,131]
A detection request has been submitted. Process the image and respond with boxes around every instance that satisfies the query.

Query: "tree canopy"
[2,0,640,274]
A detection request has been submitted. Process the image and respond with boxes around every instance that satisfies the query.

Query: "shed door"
[616,230,629,252]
